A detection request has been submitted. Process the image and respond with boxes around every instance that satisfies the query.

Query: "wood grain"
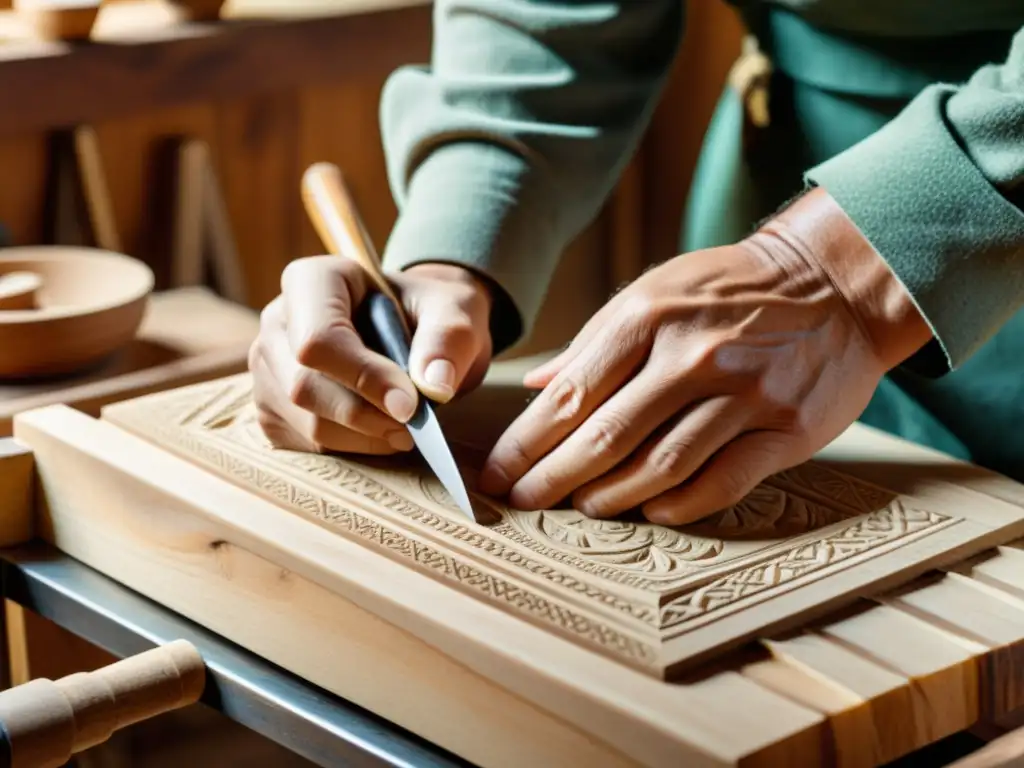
[0,3,430,138]
[91,374,1024,682]
[18,388,1024,765]
[14,406,827,767]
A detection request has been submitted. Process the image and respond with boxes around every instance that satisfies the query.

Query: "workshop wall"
[0,0,741,358]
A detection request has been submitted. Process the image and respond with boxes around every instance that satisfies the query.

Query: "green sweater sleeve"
[378,1,683,351]
[807,27,1024,376]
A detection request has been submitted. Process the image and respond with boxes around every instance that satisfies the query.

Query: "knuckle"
[293,324,341,369]
[503,435,532,468]
[330,398,377,432]
[588,413,629,456]
[549,375,586,424]
[309,417,339,448]
[288,368,319,410]
[648,443,689,479]
[440,316,479,346]
[351,358,376,397]
[620,294,658,326]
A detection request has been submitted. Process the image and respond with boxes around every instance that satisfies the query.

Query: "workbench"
[0,543,468,768]
[0,529,1004,767]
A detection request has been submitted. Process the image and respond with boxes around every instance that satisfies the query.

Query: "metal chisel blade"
[407,399,476,521]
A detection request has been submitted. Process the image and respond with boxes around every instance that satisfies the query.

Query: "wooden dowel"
[0,639,205,768]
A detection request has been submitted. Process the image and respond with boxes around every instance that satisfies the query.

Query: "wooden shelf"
[0,0,430,137]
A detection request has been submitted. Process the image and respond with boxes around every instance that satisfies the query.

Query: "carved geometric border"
[103,380,958,675]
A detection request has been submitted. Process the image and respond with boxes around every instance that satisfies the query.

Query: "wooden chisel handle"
[0,639,205,768]
[300,162,411,337]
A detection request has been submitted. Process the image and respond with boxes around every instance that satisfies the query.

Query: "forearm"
[379,0,683,352]
[805,27,1024,375]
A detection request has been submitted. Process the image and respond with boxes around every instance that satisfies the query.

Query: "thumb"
[407,296,489,404]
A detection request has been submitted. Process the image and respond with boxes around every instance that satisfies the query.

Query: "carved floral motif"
[686,483,856,539]
[103,376,958,675]
[507,511,722,575]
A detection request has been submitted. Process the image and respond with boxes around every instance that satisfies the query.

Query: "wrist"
[758,187,933,370]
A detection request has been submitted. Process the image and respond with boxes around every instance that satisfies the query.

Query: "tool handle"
[0,639,205,768]
[367,292,412,371]
[301,163,411,335]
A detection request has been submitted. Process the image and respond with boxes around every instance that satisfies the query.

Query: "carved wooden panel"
[102,374,1024,678]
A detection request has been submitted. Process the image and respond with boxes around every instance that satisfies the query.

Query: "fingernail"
[423,359,456,400]
[387,429,414,452]
[384,388,417,423]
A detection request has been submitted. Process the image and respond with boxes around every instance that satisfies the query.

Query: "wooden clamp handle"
[0,639,205,768]
[300,162,410,336]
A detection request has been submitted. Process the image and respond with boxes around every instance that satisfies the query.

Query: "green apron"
[683,8,1023,481]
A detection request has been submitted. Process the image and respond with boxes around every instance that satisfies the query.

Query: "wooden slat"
[0,2,429,137]
[751,632,915,766]
[737,595,985,767]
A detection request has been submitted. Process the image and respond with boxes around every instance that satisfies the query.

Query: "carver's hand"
[479,188,932,525]
[250,258,493,455]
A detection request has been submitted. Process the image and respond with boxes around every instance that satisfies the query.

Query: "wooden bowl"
[15,0,101,41]
[168,0,224,22]
[0,247,154,379]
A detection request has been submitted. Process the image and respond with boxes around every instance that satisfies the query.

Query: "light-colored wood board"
[0,288,254,695]
[99,374,1024,679]
[13,405,828,767]
[880,572,1024,719]
[948,543,1024,600]
[812,420,1024,513]
[813,601,981,742]
[753,632,914,766]
[0,287,257,436]
[0,439,33,546]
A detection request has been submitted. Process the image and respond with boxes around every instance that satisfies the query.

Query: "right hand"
[249,257,494,455]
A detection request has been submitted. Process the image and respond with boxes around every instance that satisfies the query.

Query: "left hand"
[478,188,932,525]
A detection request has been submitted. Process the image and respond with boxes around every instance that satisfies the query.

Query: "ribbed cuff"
[382,142,561,355]
[807,85,1024,375]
